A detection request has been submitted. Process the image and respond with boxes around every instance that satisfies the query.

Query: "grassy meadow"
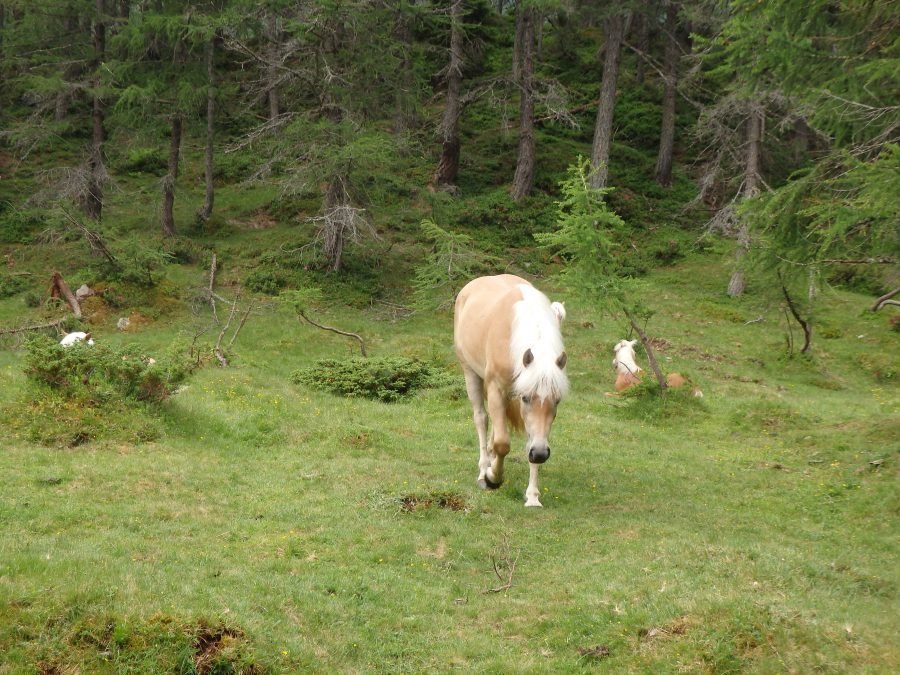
[1,220,897,672]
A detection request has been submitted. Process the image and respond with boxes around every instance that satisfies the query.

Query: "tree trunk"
[82,0,106,221]
[633,11,648,85]
[393,7,418,134]
[623,307,667,390]
[161,115,182,238]
[198,33,219,225]
[654,1,679,187]
[265,13,280,121]
[433,0,464,190]
[589,13,627,190]
[727,107,763,297]
[511,4,536,201]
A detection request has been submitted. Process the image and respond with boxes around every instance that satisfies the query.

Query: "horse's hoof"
[478,477,501,490]
[525,500,543,508]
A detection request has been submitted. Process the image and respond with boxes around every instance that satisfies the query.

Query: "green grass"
[1,245,897,672]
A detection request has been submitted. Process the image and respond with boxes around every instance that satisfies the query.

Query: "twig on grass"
[483,531,519,594]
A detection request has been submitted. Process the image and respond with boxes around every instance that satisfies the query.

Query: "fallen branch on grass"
[0,317,67,336]
[483,532,519,594]
[295,309,367,357]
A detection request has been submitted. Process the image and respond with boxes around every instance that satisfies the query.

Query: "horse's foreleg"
[525,462,542,507]
[462,368,491,488]
[485,383,510,488]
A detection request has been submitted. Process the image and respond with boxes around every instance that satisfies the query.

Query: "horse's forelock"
[511,285,569,401]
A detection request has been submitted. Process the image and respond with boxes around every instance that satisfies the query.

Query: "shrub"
[23,335,192,403]
[0,205,47,244]
[292,356,452,402]
[118,147,167,175]
[244,268,285,295]
[0,273,29,298]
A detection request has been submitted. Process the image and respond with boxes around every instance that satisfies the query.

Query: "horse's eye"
[522,396,531,405]
[554,399,561,407]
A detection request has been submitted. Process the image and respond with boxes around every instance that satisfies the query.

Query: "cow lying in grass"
[612,339,703,397]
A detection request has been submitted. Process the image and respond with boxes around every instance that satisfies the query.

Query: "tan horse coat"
[454,274,568,507]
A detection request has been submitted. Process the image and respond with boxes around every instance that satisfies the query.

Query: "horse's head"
[612,339,639,375]
[517,348,568,464]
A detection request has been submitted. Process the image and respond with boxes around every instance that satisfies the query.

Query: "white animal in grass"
[612,338,703,397]
[60,331,95,347]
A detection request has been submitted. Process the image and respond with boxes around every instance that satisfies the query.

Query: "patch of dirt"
[80,295,111,325]
[639,615,698,643]
[679,343,726,363]
[400,491,468,513]
[232,210,277,230]
[576,645,610,659]
[192,621,262,674]
[342,431,371,448]
[647,336,672,350]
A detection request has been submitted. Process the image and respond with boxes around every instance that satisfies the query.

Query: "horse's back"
[454,275,530,380]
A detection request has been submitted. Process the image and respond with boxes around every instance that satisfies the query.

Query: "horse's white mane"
[612,339,641,376]
[511,284,569,400]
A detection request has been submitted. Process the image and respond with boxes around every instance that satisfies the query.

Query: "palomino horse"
[612,338,703,396]
[454,274,569,507]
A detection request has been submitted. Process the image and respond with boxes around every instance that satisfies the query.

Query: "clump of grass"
[16,609,266,674]
[292,356,453,402]
[616,377,708,423]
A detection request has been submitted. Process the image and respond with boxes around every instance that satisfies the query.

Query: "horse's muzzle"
[528,445,550,464]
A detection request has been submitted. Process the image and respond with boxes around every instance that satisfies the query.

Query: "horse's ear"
[84,332,92,340]
[629,339,638,347]
[556,352,567,370]
[523,349,534,367]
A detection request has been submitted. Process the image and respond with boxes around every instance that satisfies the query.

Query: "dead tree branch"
[60,207,119,267]
[0,317,67,336]
[296,309,367,357]
[208,253,219,324]
[780,273,813,354]
[47,271,82,318]
[872,286,900,311]
[214,292,241,367]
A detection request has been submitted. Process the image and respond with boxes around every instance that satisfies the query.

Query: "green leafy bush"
[24,335,191,403]
[0,204,47,244]
[117,147,167,175]
[245,268,286,295]
[292,356,452,402]
[0,273,29,298]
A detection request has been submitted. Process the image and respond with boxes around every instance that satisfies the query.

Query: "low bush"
[0,273,29,298]
[117,147,167,175]
[292,356,453,402]
[0,205,47,244]
[23,335,192,403]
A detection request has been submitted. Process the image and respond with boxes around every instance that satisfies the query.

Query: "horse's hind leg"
[462,366,493,489]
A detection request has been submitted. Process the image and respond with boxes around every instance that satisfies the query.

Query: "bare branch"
[872,287,900,312]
